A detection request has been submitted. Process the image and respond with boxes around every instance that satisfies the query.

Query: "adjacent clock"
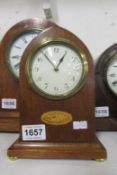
[8,25,106,159]
[95,44,117,130]
[0,18,55,131]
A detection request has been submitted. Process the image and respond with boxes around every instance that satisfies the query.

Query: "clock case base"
[96,117,117,131]
[0,112,19,132]
[7,136,107,160]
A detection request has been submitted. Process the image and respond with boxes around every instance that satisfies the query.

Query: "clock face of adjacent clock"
[7,29,40,79]
[105,54,117,96]
[26,39,88,99]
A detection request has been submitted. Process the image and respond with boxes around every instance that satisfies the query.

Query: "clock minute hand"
[55,51,67,71]
[41,51,56,69]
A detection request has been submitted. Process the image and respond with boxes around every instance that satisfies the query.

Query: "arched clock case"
[0,18,55,132]
[8,25,106,159]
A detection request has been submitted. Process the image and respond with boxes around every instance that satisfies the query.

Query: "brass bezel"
[6,28,42,80]
[26,38,88,100]
[104,54,117,97]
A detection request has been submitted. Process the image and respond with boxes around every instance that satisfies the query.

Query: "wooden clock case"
[95,44,117,131]
[8,25,106,159]
[0,18,55,132]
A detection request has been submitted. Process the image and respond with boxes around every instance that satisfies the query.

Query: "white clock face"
[28,42,88,99]
[8,30,40,78]
[106,55,117,96]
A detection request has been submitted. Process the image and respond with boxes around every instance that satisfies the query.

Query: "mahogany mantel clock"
[95,44,117,130]
[8,25,106,159]
[0,18,55,132]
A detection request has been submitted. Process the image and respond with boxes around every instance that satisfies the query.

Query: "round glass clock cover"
[27,41,88,99]
[106,54,117,96]
[7,30,40,78]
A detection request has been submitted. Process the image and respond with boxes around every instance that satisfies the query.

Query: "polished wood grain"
[0,111,19,132]
[0,18,55,132]
[8,136,106,159]
[20,25,95,142]
[95,44,117,131]
[8,25,107,159]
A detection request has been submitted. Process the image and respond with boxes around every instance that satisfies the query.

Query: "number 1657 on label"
[22,124,46,141]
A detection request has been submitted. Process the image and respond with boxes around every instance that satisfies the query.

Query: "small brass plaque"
[41,111,72,126]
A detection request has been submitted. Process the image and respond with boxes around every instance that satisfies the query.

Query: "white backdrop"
[0,1,117,175]
[0,0,117,63]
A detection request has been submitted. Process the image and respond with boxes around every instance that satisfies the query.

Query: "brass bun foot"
[96,158,106,162]
[8,156,18,161]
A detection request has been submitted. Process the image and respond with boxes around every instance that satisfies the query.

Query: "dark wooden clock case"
[95,44,117,131]
[0,18,55,132]
[8,25,106,159]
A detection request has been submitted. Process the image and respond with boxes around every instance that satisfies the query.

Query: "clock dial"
[106,54,117,96]
[26,41,88,99]
[7,30,40,78]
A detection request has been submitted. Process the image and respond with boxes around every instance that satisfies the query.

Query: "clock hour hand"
[112,80,117,86]
[41,51,56,69]
[55,51,67,71]
[14,62,20,70]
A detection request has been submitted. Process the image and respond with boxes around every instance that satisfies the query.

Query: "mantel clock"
[95,44,117,130]
[8,25,106,159]
[0,18,55,131]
